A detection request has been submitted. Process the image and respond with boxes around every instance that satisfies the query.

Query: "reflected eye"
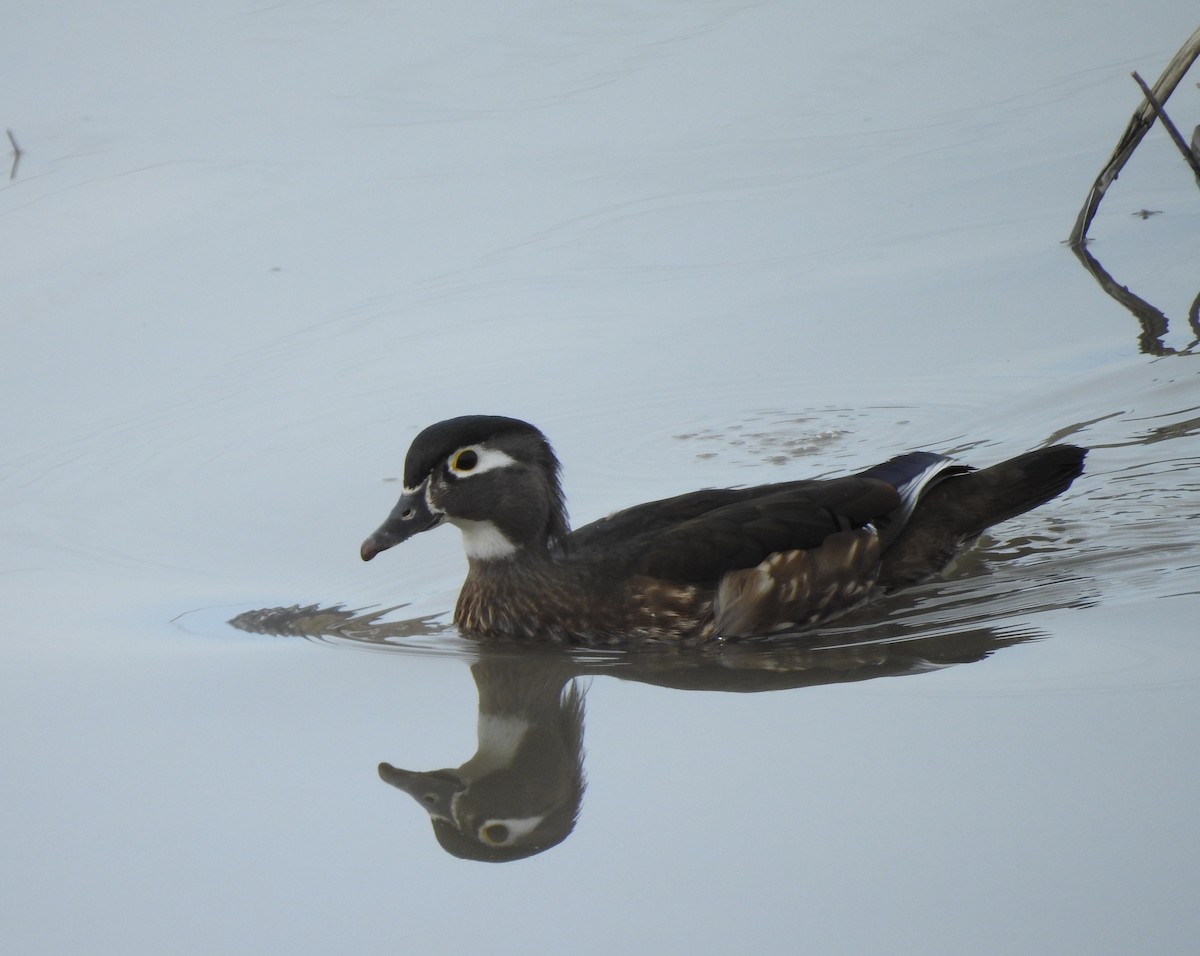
[480,823,510,846]
[453,449,479,472]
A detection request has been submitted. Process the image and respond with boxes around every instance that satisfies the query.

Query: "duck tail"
[878,444,1087,587]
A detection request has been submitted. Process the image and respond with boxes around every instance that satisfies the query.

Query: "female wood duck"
[360,415,1086,645]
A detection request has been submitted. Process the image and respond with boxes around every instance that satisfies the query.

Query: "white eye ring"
[447,446,517,476]
[478,814,547,845]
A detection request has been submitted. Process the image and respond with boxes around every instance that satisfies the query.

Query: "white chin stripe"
[451,518,518,560]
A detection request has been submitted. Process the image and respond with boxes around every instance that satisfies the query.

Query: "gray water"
[3,2,1199,953]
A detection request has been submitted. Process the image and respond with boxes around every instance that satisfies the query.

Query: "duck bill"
[378,763,464,818]
[360,487,442,561]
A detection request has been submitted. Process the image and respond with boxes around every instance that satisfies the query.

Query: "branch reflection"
[1072,243,1200,356]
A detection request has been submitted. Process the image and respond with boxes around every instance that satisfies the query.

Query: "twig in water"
[1068,25,1200,247]
[1131,71,1200,179]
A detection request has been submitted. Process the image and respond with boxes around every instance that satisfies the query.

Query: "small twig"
[1131,71,1200,179]
[6,128,21,181]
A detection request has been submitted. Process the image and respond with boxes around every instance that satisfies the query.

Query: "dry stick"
[1068,25,1200,248]
[1131,70,1200,179]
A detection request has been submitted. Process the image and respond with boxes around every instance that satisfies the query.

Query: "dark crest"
[403,416,536,487]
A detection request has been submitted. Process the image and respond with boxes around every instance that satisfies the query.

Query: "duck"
[360,415,1086,645]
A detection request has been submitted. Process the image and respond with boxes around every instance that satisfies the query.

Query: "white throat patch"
[450,517,518,560]
[474,714,532,769]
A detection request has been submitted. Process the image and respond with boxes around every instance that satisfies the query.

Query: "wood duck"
[360,416,1086,645]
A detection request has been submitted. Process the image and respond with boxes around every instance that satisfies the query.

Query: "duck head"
[360,416,569,563]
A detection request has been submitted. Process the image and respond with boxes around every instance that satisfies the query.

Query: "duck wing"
[566,484,796,554]
[566,453,964,585]
[627,476,902,585]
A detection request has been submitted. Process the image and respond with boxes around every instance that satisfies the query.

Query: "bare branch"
[1068,26,1200,248]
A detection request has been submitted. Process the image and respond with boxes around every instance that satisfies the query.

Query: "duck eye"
[480,823,510,845]
[453,449,479,472]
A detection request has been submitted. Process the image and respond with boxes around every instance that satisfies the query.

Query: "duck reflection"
[378,653,585,862]
[231,599,1039,861]
[232,583,1085,862]
[377,627,1027,861]
[231,603,1047,861]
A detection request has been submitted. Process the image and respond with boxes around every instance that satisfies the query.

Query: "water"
[3,2,1199,953]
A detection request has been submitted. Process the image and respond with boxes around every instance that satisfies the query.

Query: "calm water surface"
[3,2,1199,953]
